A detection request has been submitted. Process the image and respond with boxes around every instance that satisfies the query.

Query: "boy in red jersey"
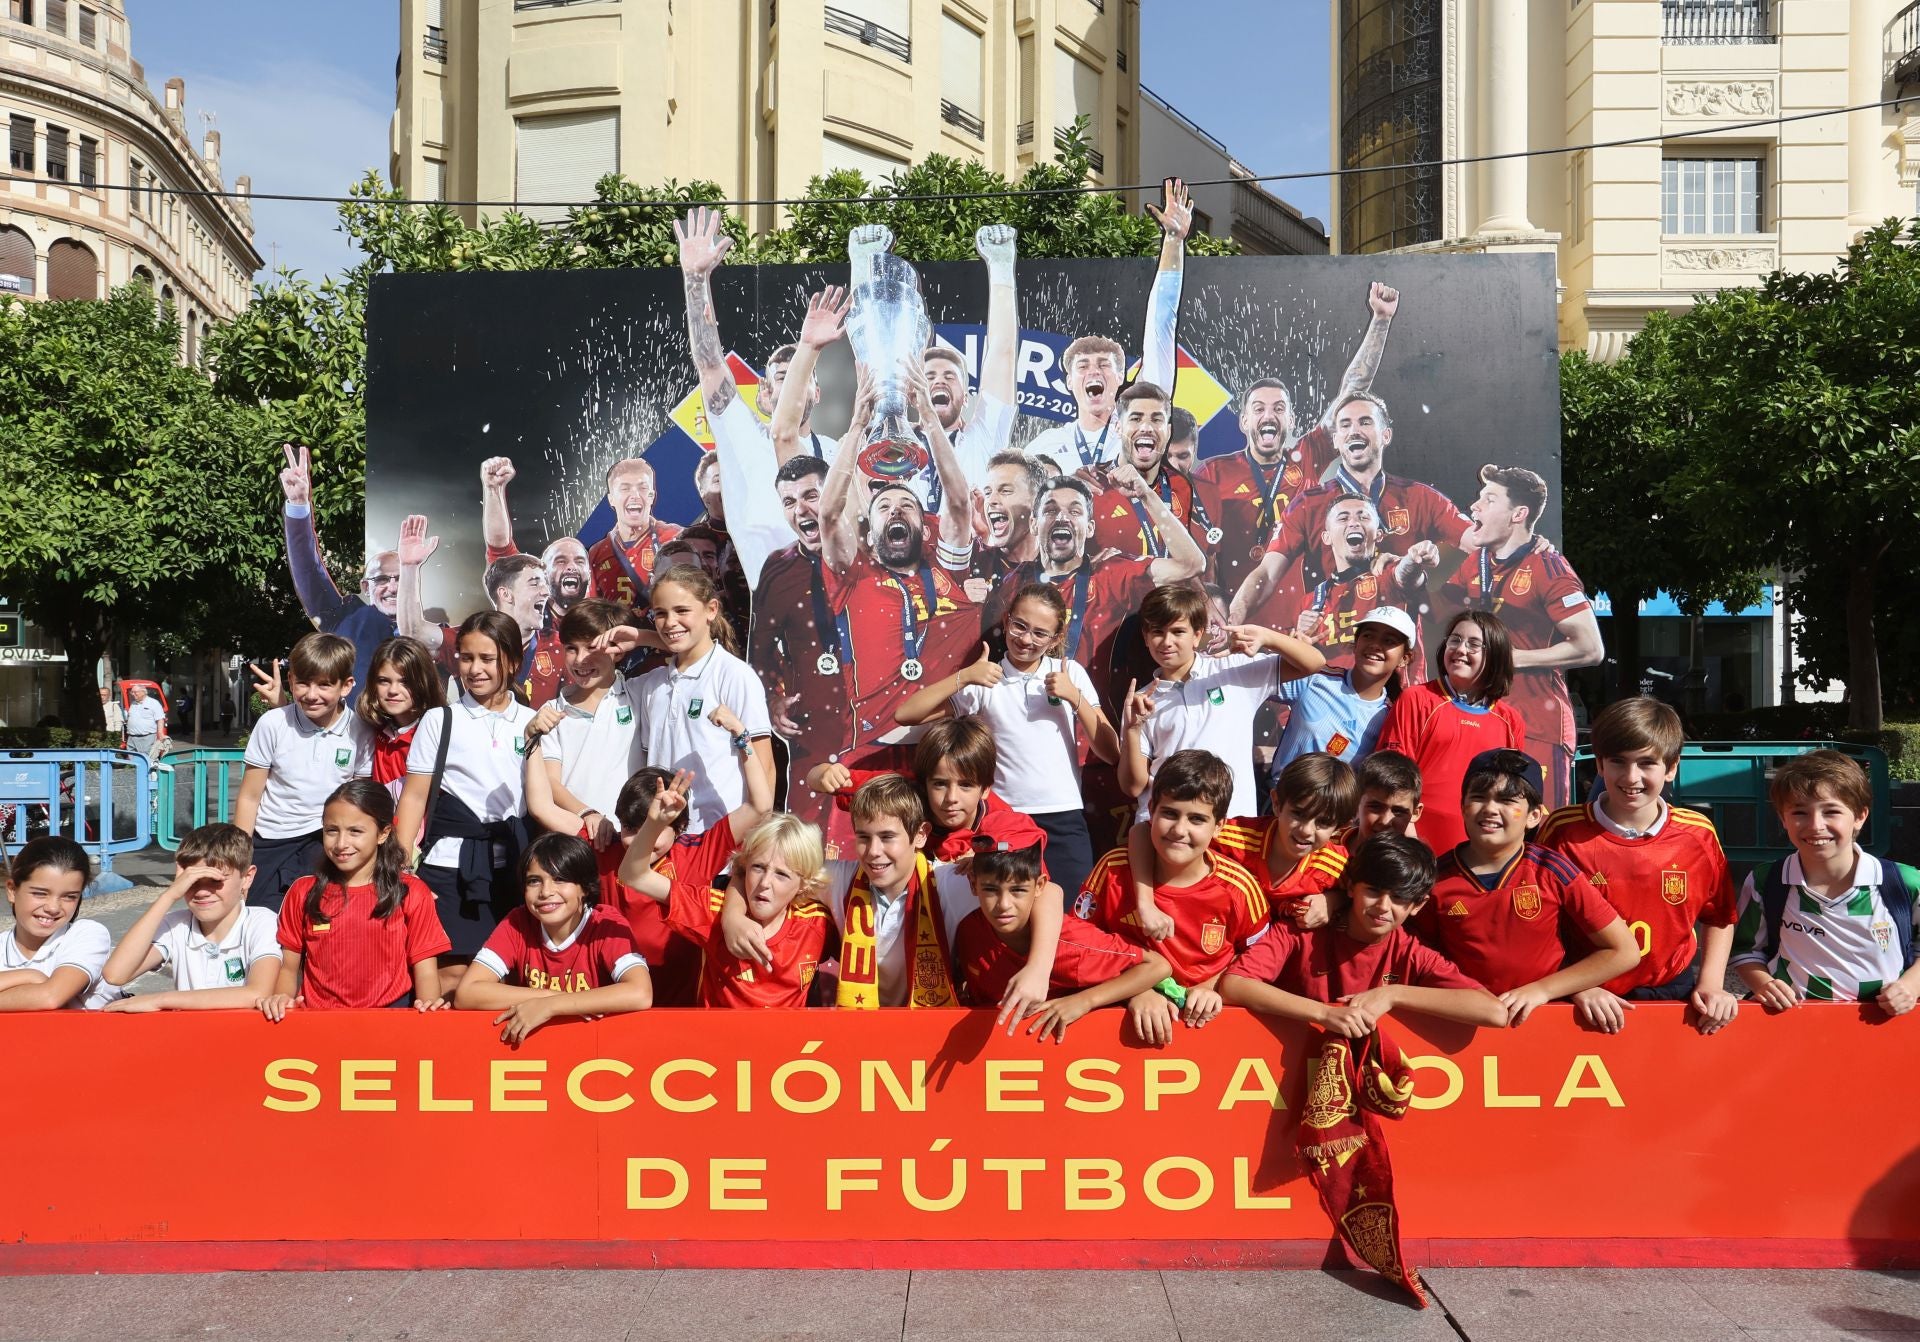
[1076,750,1271,1045]
[807,718,1013,862]
[1347,750,1424,847]
[1419,749,1637,1026]
[1537,698,1739,1034]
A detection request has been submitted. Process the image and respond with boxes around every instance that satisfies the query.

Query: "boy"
[1118,584,1324,826]
[234,632,375,910]
[1538,697,1739,1035]
[1078,750,1271,1045]
[1419,749,1637,1026]
[1269,607,1416,777]
[807,718,1012,861]
[1730,749,1920,1015]
[1350,750,1424,846]
[528,598,645,825]
[97,824,281,1011]
[931,810,1170,1040]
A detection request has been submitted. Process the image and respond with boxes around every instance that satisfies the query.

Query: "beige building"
[394,0,1147,232]
[1137,86,1330,254]
[0,0,260,356]
[1329,0,1914,359]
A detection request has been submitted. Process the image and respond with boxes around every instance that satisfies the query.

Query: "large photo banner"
[359,232,1572,853]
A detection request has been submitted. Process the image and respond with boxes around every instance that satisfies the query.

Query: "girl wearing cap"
[1268,604,1417,784]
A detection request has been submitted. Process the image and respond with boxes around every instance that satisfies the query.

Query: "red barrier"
[2,1005,1916,1273]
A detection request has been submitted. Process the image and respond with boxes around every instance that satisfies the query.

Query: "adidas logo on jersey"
[1445,900,1470,917]
[1589,871,1609,887]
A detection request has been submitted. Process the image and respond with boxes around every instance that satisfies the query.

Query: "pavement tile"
[1679,1269,1920,1334]
[902,1269,1177,1340]
[1423,1268,1750,1342]
[0,1270,409,1342]
[362,1269,654,1341]
[623,1268,910,1342]
[1161,1268,1457,1340]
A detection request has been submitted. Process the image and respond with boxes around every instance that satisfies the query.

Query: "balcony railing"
[823,6,910,62]
[514,0,614,9]
[1016,120,1034,144]
[423,28,447,61]
[1662,0,1774,44]
[940,99,984,139]
[1056,125,1103,172]
[1893,0,1920,84]
[1117,48,1128,71]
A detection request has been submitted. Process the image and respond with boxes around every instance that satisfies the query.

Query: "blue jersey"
[1270,669,1392,782]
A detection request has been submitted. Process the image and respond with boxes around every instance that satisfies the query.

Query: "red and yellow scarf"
[836,853,956,1009]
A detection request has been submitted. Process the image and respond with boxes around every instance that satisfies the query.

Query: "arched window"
[130,264,154,288]
[185,312,198,364]
[45,238,97,299]
[0,225,33,293]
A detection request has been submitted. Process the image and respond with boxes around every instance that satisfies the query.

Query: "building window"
[1338,0,1442,254]
[128,155,143,212]
[1661,156,1762,233]
[939,16,983,138]
[43,0,63,36]
[77,133,95,186]
[824,1,911,62]
[425,158,447,202]
[514,109,618,223]
[76,3,93,45]
[46,237,95,299]
[0,225,33,293]
[43,124,65,180]
[8,115,32,173]
[822,132,907,183]
[1017,35,1035,144]
[1663,0,1773,44]
[6,2,32,25]
[424,0,446,61]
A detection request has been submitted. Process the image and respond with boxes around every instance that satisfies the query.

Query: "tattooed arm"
[676,206,743,417]
[1320,282,1400,430]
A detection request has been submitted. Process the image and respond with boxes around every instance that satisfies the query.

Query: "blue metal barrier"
[0,749,152,895]
[153,748,246,851]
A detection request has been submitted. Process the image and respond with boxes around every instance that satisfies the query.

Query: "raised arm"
[773,287,848,468]
[1138,178,1193,393]
[675,206,744,415]
[1319,282,1400,430]
[906,360,974,554]
[820,365,875,575]
[617,770,693,899]
[395,514,442,647]
[480,456,517,555]
[279,443,346,624]
[1511,606,1605,673]
[974,225,1019,408]
[1228,549,1291,626]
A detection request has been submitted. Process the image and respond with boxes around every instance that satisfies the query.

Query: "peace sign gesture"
[648,768,696,826]
[279,444,311,507]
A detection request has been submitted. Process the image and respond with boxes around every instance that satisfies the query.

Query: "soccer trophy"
[845,226,933,484]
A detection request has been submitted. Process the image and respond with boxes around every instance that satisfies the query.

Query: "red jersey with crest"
[1077,848,1269,985]
[823,546,978,747]
[667,883,833,1009]
[1268,474,1471,589]
[831,754,1015,864]
[475,903,642,993]
[748,542,852,847]
[1416,843,1619,995]
[1089,470,1207,560]
[1536,802,1736,995]
[954,909,1147,1006]
[1194,427,1334,598]
[1226,921,1483,1003]
[593,823,734,1008]
[588,521,683,608]
[1284,559,1425,671]
[1212,817,1349,911]
[1376,678,1528,856]
[994,556,1157,704]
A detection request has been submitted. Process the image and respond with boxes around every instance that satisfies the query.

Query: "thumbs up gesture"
[959,642,1003,689]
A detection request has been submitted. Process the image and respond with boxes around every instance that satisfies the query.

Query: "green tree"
[0,287,305,726]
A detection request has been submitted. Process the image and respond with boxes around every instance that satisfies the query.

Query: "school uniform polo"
[634,645,772,834]
[3,919,111,1009]
[543,673,645,818]
[242,705,375,839]
[149,906,281,991]
[1134,652,1289,822]
[949,656,1100,813]
[407,692,538,870]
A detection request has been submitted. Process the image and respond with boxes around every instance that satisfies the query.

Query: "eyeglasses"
[1006,618,1059,643]
[1444,636,1485,653]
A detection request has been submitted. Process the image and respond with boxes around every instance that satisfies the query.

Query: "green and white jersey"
[1730,850,1916,1001]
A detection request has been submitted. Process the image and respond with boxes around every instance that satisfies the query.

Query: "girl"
[895,582,1119,901]
[260,780,451,1018]
[1377,609,1528,856]
[394,611,537,993]
[454,833,653,1042]
[358,636,446,803]
[0,836,110,1010]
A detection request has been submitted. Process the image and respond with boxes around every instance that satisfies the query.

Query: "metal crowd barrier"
[152,747,247,852]
[0,748,153,893]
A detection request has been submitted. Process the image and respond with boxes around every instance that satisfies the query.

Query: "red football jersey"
[1089,471,1206,561]
[748,541,854,851]
[588,521,682,608]
[822,549,978,747]
[1079,847,1269,986]
[476,904,642,993]
[592,824,734,1008]
[954,907,1147,1007]
[1268,474,1470,589]
[1194,429,1332,598]
[1376,678,1528,856]
[1417,843,1619,995]
[667,884,833,1009]
[276,874,451,1009]
[1285,560,1425,672]
[828,753,1014,863]
[1211,817,1348,909]
[1226,921,1483,1003]
[994,556,1157,703]
[1537,803,1737,995]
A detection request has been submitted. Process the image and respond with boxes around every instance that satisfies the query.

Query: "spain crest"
[799,958,818,986]
[1357,574,1378,600]
[1385,507,1411,534]
[1660,869,1688,905]
[1284,464,1304,487]
[1201,919,1227,954]
[1511,566,1534,596]
[535,650,556,679]
[1511,884,1542,920]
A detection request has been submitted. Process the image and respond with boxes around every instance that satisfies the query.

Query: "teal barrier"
[0,749,152,894]
[153,748,247,852]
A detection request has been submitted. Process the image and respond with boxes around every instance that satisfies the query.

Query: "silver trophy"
[845,229,933,485]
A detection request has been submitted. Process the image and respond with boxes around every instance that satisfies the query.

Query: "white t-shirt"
[1026,418,1118,479]
[242,705,375,839]
[712,394,841,589]
[2,919,110,1009]
[950,656,1100,812]
[952,392,1017,485]
[823,860,973,1008]
[1135,652,1289,822]
[406,693,539,869]
[149,905,281,991]
[542,674,645,818]
[125,697,166,736]
[634,644,773,834]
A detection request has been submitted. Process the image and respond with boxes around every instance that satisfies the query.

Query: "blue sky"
[132,0,1330,283]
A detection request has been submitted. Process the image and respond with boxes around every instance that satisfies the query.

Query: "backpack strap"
[412,705,455,872]
[1754,859,1788,969]
[1884,861,1919,973]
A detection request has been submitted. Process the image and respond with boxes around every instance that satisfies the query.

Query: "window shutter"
[941,16,981,117]
[515,110,618,222]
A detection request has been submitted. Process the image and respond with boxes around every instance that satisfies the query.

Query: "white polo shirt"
[823,861,974,1008]
[407,693,539,869]
[242,705,375,839]
[634,644,772,834]
[124,697,166,737]
[712,394,841,588]
[149,906,281,991]
[3,919,110,1009]
[950,656,1100,813]
[542,674,645,818]
[1135,652,1289,823]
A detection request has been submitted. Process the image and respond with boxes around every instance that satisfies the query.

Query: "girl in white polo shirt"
[895,582,1120,904]
[394,611,538,994]
[0,837,110,1010]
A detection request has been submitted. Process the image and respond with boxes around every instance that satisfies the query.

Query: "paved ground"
[0,1267,1916,1341]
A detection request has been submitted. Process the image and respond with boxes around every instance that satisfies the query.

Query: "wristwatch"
[730,730,752,754]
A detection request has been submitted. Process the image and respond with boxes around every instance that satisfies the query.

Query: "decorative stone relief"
[1664,81,1774,118]
[1666,246,1775,270]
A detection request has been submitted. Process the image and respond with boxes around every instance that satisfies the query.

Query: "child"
[1418,749,1636,1026]
[1350,750,1424,846]
[394,611,537,991]
[1077,749,1271,1046]
[1538,697,1739,1035]
[931,810,1170,1041]
[526,598,645,827]
[261,780,451,1017]
[807,718,1014,862]
[454,833,652,1041]
[1118,584,1324,825]
[97,823,281,1011]
[628,802,833,1010]
[1730,749,1920,1015]
[1130,751,1355,940]
[1269,606,1415,777]
[0,836,109,1010]
[234,631,375,910]
[896,581,1119,900]
[358,636,445,803]
[1221,833,1505,1032]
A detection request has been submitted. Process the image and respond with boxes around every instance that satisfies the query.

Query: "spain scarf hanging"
[1297,1027,1427,1307]
[836,853,956,1009]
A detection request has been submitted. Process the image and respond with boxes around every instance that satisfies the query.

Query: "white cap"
[1355,605,1416,645]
